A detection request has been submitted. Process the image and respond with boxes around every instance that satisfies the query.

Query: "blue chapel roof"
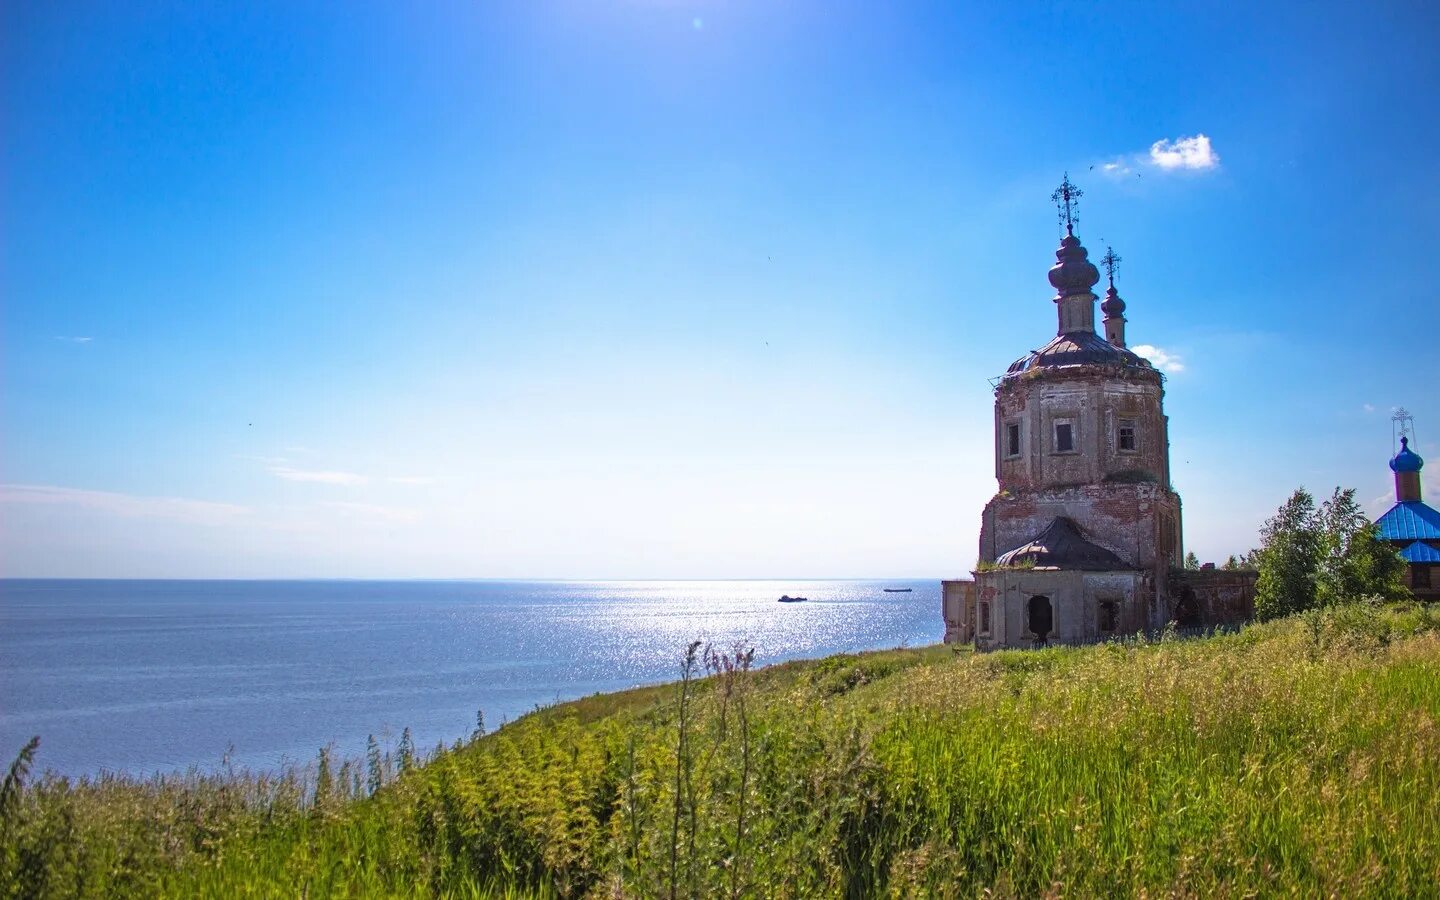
[1376,501,1440,542]
[1399,541,1440,563]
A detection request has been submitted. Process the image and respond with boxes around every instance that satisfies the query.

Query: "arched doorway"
[1028,595,1053,646]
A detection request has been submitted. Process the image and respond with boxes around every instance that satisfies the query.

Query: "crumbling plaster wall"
[941,579,975,643]
[975,568,1149,648]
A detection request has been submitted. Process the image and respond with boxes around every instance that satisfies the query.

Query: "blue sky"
[3,1,1438,578]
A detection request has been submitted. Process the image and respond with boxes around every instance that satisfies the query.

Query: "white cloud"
[1148,134,1219,171]
[1363,403,1376,413]
[1130,344,1186,374]
[1097,133,1220,178]
[0,484,249,524]
[55,336,93,344]
[387,476,437,486]
[268,466,369,486]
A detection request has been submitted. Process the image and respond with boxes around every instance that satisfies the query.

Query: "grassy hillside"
[5,602,1440,898]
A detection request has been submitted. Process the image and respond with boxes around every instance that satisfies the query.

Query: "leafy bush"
[1256,487,1409,620]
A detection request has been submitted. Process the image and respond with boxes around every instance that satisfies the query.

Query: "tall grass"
[4,602,1440,897]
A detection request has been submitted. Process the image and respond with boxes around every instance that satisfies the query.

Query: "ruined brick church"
[943,177,1254,648]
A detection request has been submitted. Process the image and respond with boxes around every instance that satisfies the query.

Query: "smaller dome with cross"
[1100,283,1126,317]
[1391,436,1424,474]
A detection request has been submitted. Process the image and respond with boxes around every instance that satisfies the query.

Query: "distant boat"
[777,595,809,603]
[883,588,913,593]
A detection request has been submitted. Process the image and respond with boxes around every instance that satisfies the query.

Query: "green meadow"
[5,601,1440,898]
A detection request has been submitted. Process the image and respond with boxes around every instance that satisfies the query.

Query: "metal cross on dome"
[1051,173,1083,234]
[1392,406,1417,455]
[1101,246,1122,286]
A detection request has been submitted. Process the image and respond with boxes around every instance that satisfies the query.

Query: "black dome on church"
[1005,331,1154,376]
[995,517,1133,570]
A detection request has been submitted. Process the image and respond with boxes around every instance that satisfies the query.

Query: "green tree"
[1183,551,1201,570]
[366,735,383,795]
[1316,487,1408,604]
[314,746,333,808]
[1255,487,1409,621]
[397,727,415,773]
[1254,488,1321,621]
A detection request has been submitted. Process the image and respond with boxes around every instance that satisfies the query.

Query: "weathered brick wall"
[994,366,1170,493]
[979,482,1182,572]
[1171,569,1257,626]
[982,363,1183,576]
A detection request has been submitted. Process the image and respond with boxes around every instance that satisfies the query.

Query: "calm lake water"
[0,579,941,777]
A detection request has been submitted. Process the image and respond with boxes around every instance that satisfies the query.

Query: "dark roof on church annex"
[994,516,1133,571]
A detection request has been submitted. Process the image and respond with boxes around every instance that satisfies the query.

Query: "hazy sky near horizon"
[4,1,1438,578]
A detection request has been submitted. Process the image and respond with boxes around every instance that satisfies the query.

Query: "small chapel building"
[943,178,1254,649]
[1376,434,1439,602]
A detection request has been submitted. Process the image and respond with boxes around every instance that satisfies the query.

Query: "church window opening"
[1098,599,1119,633]
[1118,419,1137,452]
[978,600,992,635]
[1005,423,1022,458]
[1054,420,1075,454]
[1028,595,1053,645]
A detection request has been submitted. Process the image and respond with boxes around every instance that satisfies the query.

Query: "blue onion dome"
[1005,331,1154,375]
[1101,283,1126,317]
[1391,436,1424,473]
[1048,231,1100,298]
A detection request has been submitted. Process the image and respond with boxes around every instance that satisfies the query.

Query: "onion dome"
[1048,230,1100,298]
[1005,331,1154,375]
[1391,436,1424,473]
[1100,283,1126,317]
